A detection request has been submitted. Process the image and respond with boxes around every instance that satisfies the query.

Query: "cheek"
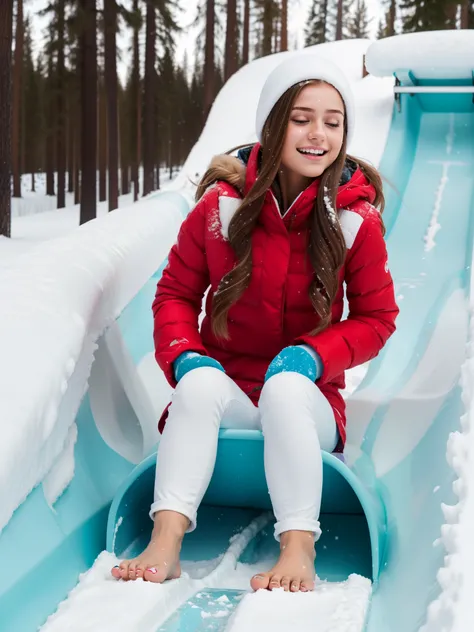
[330,130,344,155]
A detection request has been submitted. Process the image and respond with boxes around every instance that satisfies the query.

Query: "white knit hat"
[256,53,355,146]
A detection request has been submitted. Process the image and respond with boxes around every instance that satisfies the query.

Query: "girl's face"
[280,82,345,180]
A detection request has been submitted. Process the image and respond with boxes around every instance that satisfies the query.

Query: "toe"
[135,566,144,580]
[290,579,301,592]
[143,566,167,583]
[128,562,137,580]
[301,579,314,592]
[269,575,282,591]
[119,561,130,581]
[281,576,291,592]
[250,573,271,591]
[111,565,121,580]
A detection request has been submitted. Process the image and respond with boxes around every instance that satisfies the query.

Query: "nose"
[308,119,325,141]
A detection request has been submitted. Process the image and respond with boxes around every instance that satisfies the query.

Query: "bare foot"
[250,531,316,593]
[111,510,189,583]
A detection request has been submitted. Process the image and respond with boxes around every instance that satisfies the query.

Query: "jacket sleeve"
[153,189,216,386]
[296,210,399,384]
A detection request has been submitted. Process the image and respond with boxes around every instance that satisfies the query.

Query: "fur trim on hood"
[207,153,246,192]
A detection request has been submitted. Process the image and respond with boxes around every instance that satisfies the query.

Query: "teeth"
[299,149,325,156]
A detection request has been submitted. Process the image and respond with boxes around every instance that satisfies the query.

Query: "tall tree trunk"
[224,0,238,81]
[131,0,140,201]
[74,123,80,205]
[460,0,469,27]
[56,0,66,209]
[0,0,14,237]
[12,0,23,199]
[262,1,273,56]
[121,162,129,195]
[104,0,118,211]
[98,80,107,201]
[242,0,250,65]
[80,0,97,224]
[203,0,215,121]
[387,0,396,35]
[46,54,55,196]
[280,0,288,51]
[143,0,156,196]
[445,1,457,26]
[335,0,344,40]
[68,101,74,193]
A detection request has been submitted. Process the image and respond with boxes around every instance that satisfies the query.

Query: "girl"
[112,53,399,592]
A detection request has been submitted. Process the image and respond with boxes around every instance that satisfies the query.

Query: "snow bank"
[166,39,394,195]
[365,30,474,80]
[0,194,184,533]
[420,299,474,632]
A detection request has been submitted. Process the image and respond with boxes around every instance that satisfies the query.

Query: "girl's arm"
[296,210,399,384]
[152,189,217,386]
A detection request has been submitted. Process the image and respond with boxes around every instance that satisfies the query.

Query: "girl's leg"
[112,366,259,582]
[250,372,338,592]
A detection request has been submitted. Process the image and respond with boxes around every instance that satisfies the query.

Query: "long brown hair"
[198,80,385,340]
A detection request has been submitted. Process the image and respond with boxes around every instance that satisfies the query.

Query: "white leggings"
[150,367,339,541]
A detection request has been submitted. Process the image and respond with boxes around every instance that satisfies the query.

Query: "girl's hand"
[174,351,225,383]
[264,345,323,383]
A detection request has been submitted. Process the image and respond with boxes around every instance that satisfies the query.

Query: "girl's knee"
[173,366,232,412]
[260,372,314,411]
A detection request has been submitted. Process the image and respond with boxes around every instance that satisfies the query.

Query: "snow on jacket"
[153,143,399,445]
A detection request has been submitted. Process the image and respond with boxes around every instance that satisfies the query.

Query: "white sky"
[27,0,384,83]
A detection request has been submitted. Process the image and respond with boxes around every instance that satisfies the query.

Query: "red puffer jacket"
[153,144,399,444]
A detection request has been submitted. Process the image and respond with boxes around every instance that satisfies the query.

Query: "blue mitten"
[264,345,323,383]
[174,351,225,383]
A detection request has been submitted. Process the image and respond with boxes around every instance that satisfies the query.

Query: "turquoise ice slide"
[1,70,474,631]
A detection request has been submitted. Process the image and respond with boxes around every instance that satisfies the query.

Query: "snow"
[420,299,474,632]
[365,30,474,80]
[40,513,272,631]
[227,575,371,632]
[42,422,78,508]
[40,512,371,632]
[0,196,183,533]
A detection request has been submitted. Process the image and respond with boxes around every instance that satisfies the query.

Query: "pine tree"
[104,0,119,211]
[386,0,396,35]
[281,0,288,51]
[400,0,458,32]
[254,0,280,57]
[22,19,43,193]
[376,16,387,38]
[332,0,354,40]
[0,0,14,237]
[347,0,371,38]
[224,0,238,81]
[79,0,98,224]
[305,0,329,45]
[242,0,250,64]
[12,0,24,199]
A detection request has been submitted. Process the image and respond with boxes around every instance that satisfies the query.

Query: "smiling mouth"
[297,148,328,157]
